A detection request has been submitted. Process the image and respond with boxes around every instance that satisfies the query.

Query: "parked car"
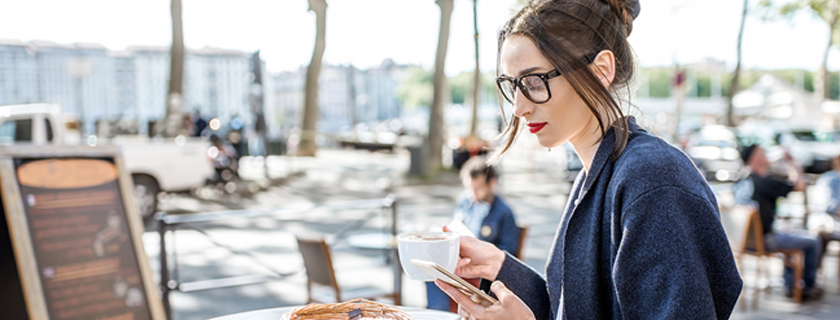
[0,103,214,221]
[774,127,840,174]
[684,125,746,182]
[738,121,840,174]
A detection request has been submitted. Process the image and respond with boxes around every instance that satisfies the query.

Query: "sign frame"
[0,145,166,320]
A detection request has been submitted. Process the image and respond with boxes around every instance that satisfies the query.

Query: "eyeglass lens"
[500,75,549,104]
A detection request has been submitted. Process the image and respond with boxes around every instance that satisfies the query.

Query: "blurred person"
[738,144,823,300]
[453,135,489,170]
[434,1,742,319]
[426,156,520,311]
[823,155,840,217]
[227,114,246,159]
[209,134,239,184]
[181,113,194,136]
[818,155,840,268]
[193,110,208,137]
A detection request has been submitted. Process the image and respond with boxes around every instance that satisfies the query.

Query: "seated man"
[819,155,840,265]
[739,144,822,300]
[425,156,520,311]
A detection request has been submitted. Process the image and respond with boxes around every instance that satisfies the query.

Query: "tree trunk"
[818,13,838,100]
[164,0,185,137]
[298,0,327,156]
[469,0,480,137]
[428,0,454,174]
[250,51,270,163]
[726,0,747,127]
[348,66,358,127]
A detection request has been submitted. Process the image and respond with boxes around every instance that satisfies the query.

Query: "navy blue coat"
[494,118,742,319]
[477,195,520,255]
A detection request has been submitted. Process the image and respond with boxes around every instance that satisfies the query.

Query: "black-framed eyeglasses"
[495,52,600,106]
[495,69,561,105]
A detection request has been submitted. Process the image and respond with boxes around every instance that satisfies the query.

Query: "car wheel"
[132,174,160,222]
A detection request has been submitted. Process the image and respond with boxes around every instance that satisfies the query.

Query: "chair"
[515,225,529,260]
[295,234,399,304]
[729,206,804,308]
[820,230,840,289]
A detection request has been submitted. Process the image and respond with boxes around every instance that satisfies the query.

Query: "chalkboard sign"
[0,145,165,320]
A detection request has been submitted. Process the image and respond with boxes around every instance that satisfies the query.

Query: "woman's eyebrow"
[514,66,547,77]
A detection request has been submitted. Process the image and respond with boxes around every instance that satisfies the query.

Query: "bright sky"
[1,0,838,75]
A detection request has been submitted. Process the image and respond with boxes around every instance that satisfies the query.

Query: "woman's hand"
[443,226,505,280]
[436,280,535,320]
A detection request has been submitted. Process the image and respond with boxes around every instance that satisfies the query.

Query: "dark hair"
[492,0,641,161]
[461,156,498,185]
[739,144,757,164]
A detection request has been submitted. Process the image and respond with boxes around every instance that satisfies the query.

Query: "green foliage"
[483,73,499,104]
[640,67,824,98]
[695,72,712,98]
[396,68,500,109]
[395,66,433,111]
[645,68,673,98]
[449,72,472,104]
[758,1,840,42]
[772,69,815,92]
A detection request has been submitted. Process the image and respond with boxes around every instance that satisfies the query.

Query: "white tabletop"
[209,306,459,320]
[346,232,396,250]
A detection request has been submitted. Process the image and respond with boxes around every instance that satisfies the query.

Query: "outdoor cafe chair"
[295,234,399,304]
[515,225,529,260]
[822,231,840,289]
[726,205,804,308]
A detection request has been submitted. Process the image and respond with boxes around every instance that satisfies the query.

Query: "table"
[346,233,395,250]
[208,306,459,320]
[345,232,402,305]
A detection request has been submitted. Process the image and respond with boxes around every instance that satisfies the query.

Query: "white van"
[0,103,214,221]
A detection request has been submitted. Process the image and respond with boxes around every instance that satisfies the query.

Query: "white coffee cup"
[397,231,460,281]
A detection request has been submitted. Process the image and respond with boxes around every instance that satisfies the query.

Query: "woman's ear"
[590,50,616,88]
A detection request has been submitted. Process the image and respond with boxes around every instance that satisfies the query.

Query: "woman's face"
[499,35,594,149]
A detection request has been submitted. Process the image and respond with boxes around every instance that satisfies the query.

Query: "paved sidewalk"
[146,141,840,319]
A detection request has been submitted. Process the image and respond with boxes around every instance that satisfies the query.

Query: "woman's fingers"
[488,280,537,320]
[434,280,487,318]
[489,281,510,299]
[457,305,471,320]
[457,257,472,268]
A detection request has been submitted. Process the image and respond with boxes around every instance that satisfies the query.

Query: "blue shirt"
[454,190,492,235]
[824,171,840,215]
[454,191,520,255]
[491,117,742,320]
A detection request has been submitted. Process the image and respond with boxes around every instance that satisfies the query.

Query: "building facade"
[0,39,254,135]
[272,59,406,135]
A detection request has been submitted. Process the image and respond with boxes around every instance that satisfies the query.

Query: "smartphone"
[410,259,497,307]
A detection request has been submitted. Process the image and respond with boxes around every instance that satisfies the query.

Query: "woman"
[434,1,742,319]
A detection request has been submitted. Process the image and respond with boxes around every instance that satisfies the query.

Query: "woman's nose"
[512,90,533,118]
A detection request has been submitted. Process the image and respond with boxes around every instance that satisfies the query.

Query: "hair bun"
[603,0,640,34]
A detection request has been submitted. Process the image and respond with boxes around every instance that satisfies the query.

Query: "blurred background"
[2,0,840,319]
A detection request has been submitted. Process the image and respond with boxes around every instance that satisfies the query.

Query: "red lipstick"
[527,122,547,134]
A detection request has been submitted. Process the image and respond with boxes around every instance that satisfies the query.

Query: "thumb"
[490,281,511,300]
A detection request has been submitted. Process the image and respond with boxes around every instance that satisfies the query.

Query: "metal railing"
[154,194,398,319]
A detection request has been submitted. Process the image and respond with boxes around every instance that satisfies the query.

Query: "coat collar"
[580,116,644,193]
